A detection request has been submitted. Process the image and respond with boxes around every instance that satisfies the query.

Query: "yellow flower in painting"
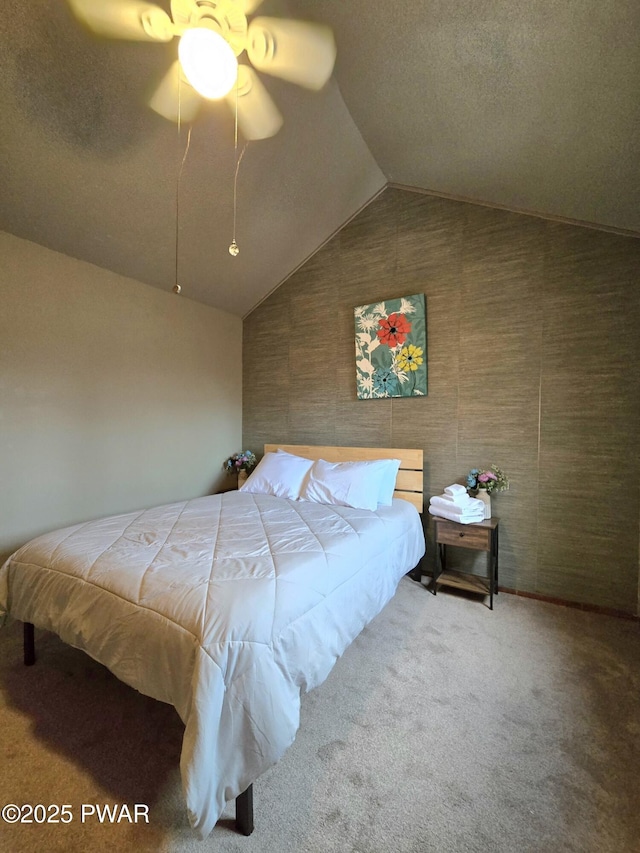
[397,344,423,372]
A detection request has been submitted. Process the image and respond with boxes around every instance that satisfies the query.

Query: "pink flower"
[478,471,497,483]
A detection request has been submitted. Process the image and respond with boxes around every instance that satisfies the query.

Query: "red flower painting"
[354,293,427,399]
[376,313,411,347]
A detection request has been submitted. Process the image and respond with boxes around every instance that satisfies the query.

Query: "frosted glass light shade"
[178,28,238,100]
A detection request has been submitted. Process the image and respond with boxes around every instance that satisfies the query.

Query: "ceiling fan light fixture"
[178,28,238,99]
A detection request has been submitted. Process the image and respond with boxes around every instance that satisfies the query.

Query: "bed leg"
[23,622,35,666]
[406,558,425,583]
[235,785,254,836]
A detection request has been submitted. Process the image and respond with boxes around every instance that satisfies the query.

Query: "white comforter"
[0,491,425,837]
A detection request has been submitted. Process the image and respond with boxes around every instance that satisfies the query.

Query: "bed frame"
[22,444,424,838]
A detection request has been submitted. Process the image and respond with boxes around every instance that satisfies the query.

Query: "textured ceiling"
[1,0,638,317]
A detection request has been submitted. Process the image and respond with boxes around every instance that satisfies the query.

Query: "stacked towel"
[444,484,468,499]
[428,484,485,524]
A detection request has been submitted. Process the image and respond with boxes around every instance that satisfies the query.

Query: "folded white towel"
[444,483,468,498]
[428,506,484,524]
[430,495,483,514]
[431,492,471,508]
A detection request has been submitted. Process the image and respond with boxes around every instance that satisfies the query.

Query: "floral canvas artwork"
[354,294,427,399]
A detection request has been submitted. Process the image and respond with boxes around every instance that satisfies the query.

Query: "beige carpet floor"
[1,579,639,853]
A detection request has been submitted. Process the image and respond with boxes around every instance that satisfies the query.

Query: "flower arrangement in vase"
[223,450,257,486]
[466,466,509,519]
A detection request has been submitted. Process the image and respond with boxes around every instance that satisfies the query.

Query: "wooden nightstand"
[431,517,499,609]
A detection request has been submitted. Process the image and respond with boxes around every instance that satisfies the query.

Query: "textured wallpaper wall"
[243,188,640,615]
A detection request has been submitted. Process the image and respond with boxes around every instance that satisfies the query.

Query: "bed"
[0,444,425,838]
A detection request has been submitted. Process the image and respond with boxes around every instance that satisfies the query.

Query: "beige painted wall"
[243,188,640,616]
[0,232,242,564]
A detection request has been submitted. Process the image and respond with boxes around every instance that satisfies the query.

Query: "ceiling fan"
[67,0,337,140]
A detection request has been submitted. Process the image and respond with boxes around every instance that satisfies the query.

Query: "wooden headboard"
[264,444,424,512]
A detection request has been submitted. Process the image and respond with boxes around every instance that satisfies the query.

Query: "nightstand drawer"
[434,520,491,551]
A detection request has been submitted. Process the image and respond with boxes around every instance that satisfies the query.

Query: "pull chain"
[174,76,191,293]
[229,76,247,257]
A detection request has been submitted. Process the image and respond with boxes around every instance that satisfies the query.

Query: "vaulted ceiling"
[1,0,638,317]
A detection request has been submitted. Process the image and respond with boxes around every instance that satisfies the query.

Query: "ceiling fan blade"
[67,0,174,41]
[225,65,283,140]
[247,17,336,91]
[149,61,202,123]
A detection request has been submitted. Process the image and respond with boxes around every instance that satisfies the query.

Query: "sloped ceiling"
[1,0,638,317]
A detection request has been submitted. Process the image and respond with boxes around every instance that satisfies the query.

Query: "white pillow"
[239,451,313,500]
[299,458,393,512]
[276,448,310,460]
[377,458,401,505]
